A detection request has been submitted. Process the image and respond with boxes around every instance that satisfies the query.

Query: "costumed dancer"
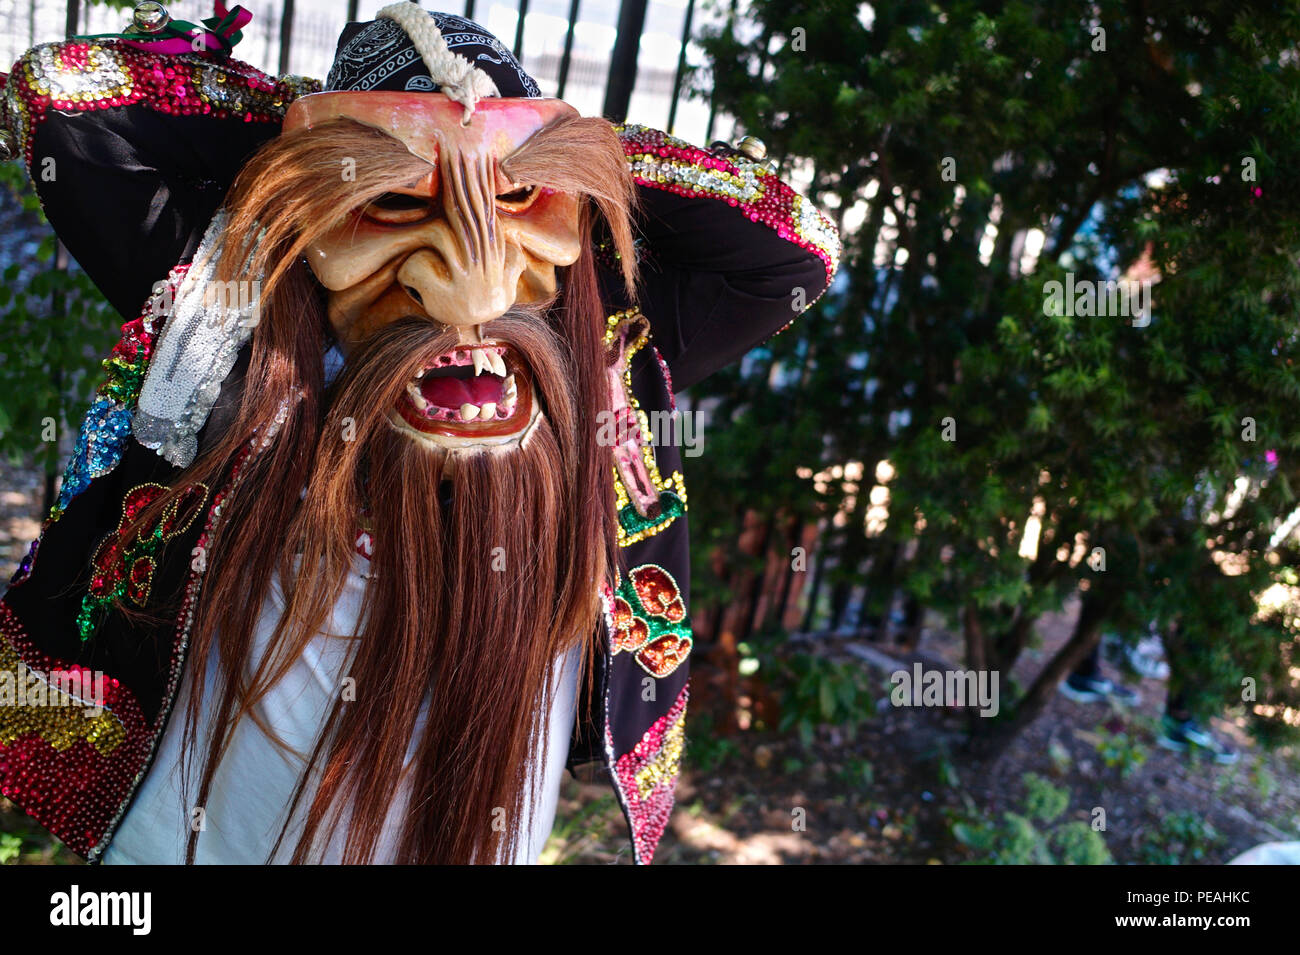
[0,2,840,863]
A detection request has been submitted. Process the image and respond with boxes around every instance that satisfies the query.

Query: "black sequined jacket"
[0,37,840,864]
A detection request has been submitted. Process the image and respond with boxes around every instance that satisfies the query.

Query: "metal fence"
[0,0,751,146]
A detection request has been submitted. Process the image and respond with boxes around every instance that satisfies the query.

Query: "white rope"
[377,2,499,123]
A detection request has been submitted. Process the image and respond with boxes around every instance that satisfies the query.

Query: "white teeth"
[504,373,517,397]
[502,393,517,415]
[459,403,479,422]
[488,350,507,377]
[406,381,428,410]
[479,402,496,420]
[471,348,491,377]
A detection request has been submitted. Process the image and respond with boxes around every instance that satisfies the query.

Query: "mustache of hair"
[318,306,580,461]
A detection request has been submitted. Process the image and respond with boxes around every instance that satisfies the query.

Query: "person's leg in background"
[1059,642,1141,706]
[1157,620,1239,765]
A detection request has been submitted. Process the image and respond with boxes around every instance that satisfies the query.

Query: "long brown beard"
[259,313,601,864]
[175,290,615,864]
[114,114,634,864]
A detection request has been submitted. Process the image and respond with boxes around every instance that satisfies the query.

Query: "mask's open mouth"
[391,341,540,448]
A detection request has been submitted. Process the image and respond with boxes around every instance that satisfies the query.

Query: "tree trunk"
[800,534,827,632]
[962,604,988,737]
[897,593,923,650]
[974,587,1114,753]
[773,514,801,628]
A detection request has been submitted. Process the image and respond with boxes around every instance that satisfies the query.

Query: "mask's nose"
[395,240,517,330]
[391,149,526,331]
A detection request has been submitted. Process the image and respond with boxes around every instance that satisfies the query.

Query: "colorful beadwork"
[76,481,210,640]
[616,123,842,293]
[11,268,192,592]
[616,483,686,547]
[609,683,688,865]
[97,269,187,406]
[47,270,183,528]
[610,564,692,679]
[604,310,688,547]
[3,39,320,168]
[0,636,127,755]
[594,233,646,275]
[0,602,148,859]
[51,399,132,522]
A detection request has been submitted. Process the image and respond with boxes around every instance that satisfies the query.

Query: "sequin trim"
[0,634,128,756]
[77,482,210,641]
[49,400,132,526]
[97,270,186,407]
[42,267,187,531]
[610,564,692,679]
[0,602,149,859]
[607,683,688,865]
[616,123,842,294]
[132,210,262,467]
[8,266,192,590]
[3,39,320,168]
[604,310,688,547]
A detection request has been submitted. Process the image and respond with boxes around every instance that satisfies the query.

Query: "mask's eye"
[363,192,434,225]
[496,183,538,212]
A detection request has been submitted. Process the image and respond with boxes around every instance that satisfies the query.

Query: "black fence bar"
[705,0,737,143]
[666,0,695,134]
[602,0,648,122]
[556,0,581,98]
[553,0,579,97]
[464,0,475,20]
[278,0,295,75]
[513,0,529,59]
[347,0,358,23]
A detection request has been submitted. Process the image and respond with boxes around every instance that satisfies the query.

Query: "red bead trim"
[4,39,320,169]
[0,602,149,859]
[616,123,842,294]
[608,682,688,865]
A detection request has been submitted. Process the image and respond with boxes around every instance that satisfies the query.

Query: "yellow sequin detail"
[0,638,127,756]
[634,703,687,800]
[606,310,688,547]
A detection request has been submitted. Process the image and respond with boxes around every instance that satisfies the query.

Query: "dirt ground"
[541,598,1300,864]
[2,458,1296,865]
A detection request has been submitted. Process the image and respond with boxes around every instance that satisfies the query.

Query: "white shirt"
[103,554,580,864]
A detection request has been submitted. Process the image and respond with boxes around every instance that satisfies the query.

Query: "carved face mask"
[281,91,585,452]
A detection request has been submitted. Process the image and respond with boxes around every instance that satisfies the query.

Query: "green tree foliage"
[690,1,1300,742]
[0,164,120,487]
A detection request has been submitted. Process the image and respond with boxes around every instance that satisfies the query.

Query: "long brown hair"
[120,114,639,863]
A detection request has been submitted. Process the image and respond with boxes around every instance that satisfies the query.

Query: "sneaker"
[1129,635,1171,681]
[1157,717,1240,765]
[1102,629,1171,681]
[1059,673,1142,706]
